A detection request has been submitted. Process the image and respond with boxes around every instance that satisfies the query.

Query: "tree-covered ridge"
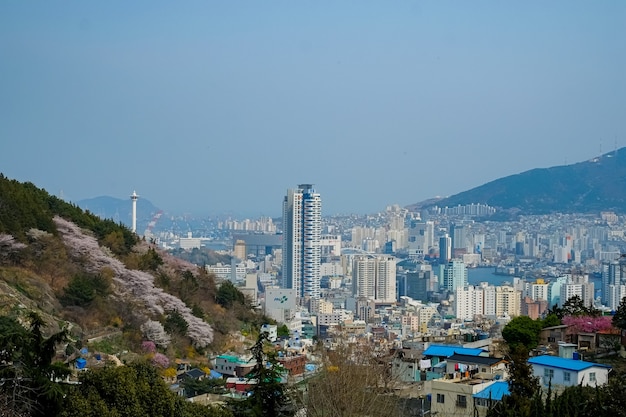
[423,147,626,214]
[0,173,136,255]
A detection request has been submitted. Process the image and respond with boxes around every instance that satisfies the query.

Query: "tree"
[487,346,542,417]
[561,295,600,317]
[216,281,246,308]
[60,362,232,417]
[612,296,626,331]
[541,313,562,328]
[0,312,71,417]
[228,332,293,417]
[302,341,401,417]
[277,324,290,338]
[502,316,543,350]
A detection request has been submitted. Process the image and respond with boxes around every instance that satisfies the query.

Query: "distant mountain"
[419,148,626,214]
[76,196,160,229]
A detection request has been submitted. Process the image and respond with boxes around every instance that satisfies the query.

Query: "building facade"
[282,184,322,300]
[352,255,397,303]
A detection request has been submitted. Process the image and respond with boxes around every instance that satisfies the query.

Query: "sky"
[1,1,625,217]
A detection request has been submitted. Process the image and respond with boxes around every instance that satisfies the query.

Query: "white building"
[608,284,626,310]
[408,220,434,256]
[282,184,322,300]
[455,286,484,321]
[528,355,611,389]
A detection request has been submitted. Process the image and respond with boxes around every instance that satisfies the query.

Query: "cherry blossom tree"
[54,217,214,348]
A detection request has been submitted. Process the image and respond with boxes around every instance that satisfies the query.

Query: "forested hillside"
[0,173,265,354]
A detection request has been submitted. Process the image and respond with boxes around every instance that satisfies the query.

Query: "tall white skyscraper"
[282,184,322,300]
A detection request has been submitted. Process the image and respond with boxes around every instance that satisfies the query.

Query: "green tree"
[612,296,626,331]
[0,312,71,417]
[229,332,292,417]
[487,346,542,417]
[60,273,111,307]
[60,362,231,417]
[502,316,543,350]
[277,324,290,338]
[542,313,562,328]
[138,247,164,271]
[164,310,189,336]
[216,281,246,308]
[562,295,600,317]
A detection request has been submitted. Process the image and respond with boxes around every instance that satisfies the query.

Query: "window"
[437,394,445,404]
[457,395,467,408]
[563,371,571,382]
[589,372,596,382]
[543,368,554,385]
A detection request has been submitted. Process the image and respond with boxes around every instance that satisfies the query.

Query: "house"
[538,325,570,347]
[176,367,207,383]
[277,353,307,376]
[431,378,501,417]
[398,344,488,382]
[445,354,507,380]
[261,324,278,342]
[528,355,611,389]
[215,354,254,377]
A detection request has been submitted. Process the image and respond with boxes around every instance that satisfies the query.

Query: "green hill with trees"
[0,174,272,416]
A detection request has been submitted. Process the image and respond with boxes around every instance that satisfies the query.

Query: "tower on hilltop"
[282,184,322,301]
[130,190,139,233]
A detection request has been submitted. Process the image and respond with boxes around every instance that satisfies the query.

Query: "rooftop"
[447,354,506,366]
[474,381,510,401]
[528,355,612,372]
[423,344,486,358]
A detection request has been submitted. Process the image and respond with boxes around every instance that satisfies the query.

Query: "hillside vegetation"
[0,173,264,357]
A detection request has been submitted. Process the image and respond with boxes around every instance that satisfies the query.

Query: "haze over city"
[1,1,625,216]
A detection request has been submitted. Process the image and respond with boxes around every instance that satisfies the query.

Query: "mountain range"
[414,148,626,215]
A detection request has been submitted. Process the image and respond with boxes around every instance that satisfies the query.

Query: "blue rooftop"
[423,344,485,358]
[528,355,612,372]
[473,381,510,401]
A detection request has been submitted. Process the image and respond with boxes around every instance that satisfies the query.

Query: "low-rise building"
[528,355,611,389]
[431,378,501,417]
[214,355,254,377]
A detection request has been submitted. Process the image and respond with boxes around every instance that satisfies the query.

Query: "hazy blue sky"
[1,1,625,217]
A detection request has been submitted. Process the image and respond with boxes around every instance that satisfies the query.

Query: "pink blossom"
[141,340,157,353]
[151,352,170,368]
[562,315,614,334]
[54,217,214,347]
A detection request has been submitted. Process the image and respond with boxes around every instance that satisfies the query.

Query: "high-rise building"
[352,255,397,303]
[282,184,322,300]
[408,220,434,256]
[441,260,468,292]
[455,286,484,321]
[439,234,451,263]
[602,260,621,304]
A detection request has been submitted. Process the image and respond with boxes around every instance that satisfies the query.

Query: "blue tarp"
[423,344,485,358]
[209,369,222,379]
[76,358,87,369]
[473,381,510,401]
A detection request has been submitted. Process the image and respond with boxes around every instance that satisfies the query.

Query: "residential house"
[445,354,507,380]
[538,324,570,347]
[528,355,612,389]
[431,378,501,417]
[215,354,254,377]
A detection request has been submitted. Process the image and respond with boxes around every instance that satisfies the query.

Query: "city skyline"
[1,2,624,216]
